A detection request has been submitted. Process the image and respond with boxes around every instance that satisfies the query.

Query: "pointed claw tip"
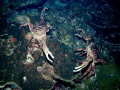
[73,70,78,73]
[73,70,75,72]
[48,59,54,62]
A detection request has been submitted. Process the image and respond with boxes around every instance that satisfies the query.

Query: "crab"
[19,7,54,63]
[73,29,107,80]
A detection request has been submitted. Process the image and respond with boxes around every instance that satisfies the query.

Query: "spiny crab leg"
[75,29,85,38]
[73,48,86,53]
[19,23,33,31]
[26,36,33,46]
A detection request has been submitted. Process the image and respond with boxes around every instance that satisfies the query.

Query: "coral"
[37,61,56,81]
[16,48,21,54]
[0,82,22,90]
[12,53,17,60]
[33,53,39,61]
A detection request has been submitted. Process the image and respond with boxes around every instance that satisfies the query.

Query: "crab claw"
[43,46,54,62]
[73,63,86,73]
[73,60,91,73]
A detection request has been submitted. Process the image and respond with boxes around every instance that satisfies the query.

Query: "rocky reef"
[0,0,120,90]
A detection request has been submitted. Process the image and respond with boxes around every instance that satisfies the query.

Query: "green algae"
[97,63,120,90]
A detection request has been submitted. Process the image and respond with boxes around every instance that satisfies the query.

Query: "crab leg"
[26,36,33,46]
[73,48,86,52]
[95,59,108,64]
[19,23,33,31]
[79,64,91,80]
[75,29,85,38]
[87,62,95,78]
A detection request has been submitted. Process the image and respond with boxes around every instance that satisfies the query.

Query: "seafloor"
[0,0,120,90]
